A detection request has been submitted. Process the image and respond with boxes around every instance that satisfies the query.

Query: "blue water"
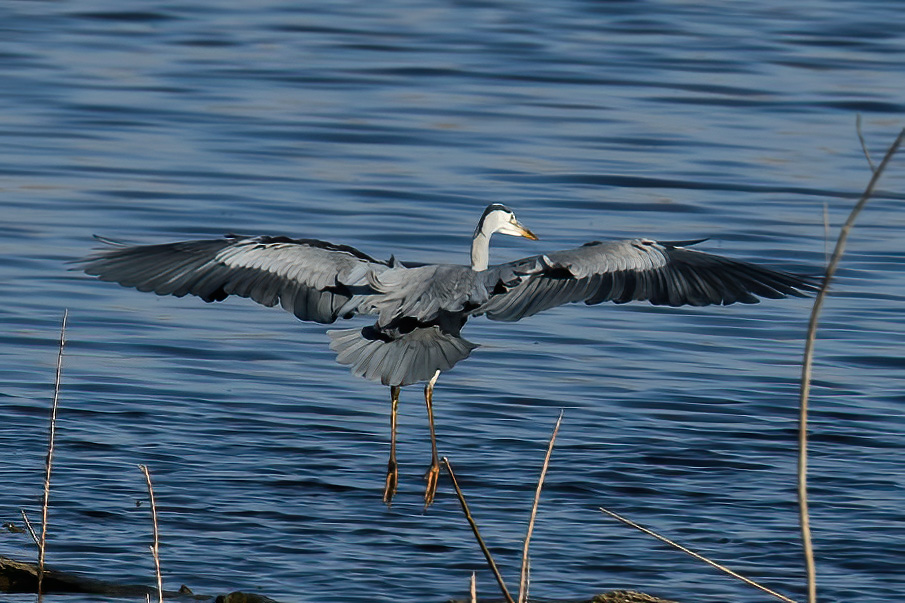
[2,1,904,602]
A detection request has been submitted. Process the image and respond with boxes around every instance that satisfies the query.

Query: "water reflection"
[2,1,904,602]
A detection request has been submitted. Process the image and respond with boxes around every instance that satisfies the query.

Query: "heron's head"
[475,204,538,241]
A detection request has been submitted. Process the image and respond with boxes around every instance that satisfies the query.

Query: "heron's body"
[81,204,817,505]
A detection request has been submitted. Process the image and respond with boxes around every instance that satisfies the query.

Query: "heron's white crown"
[474,204,537,240]
[471,204,538,271]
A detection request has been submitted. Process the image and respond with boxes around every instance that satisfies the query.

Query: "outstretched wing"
[80,235,390,324]
[477,238,819,322]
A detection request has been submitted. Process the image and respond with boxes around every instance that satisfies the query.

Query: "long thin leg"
[383,385,401,506]
[423,370,441,508]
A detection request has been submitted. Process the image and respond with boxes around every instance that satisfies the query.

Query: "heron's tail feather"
[327,326,478,387]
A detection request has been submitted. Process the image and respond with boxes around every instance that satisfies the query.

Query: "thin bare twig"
[855,114,876,173]
[38,310,68,596]
[139,464,164,603]
[599,507,798,603]
[518,411,563,603]
[442,457,515,603]
[822,202,830,268]
[20,509,40,547]
[798,127,905,603]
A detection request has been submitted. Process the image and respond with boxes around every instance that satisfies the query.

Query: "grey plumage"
[478,238,814,321]
[84,235,391,324]
[81,204,818,505]
[328,325,478,387]
[81,210,817,388]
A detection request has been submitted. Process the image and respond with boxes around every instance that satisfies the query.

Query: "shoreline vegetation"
[0,554,674,603]
[2,125,901,602]
[0,554,275,602]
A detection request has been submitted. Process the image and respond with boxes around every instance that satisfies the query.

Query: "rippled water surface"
[2,2,904,602]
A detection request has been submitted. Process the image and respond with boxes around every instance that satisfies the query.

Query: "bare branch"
[855,114,876,173]
[599,507,798,603]
[442,457,514,603]
[822,202,830,268]
[139,464,164,603]
[38,310,68,596]
[518,411,563,603]
[798,127,905,603]
[20,509,40,547]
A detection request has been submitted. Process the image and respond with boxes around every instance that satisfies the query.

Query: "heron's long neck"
[471,231,490,271]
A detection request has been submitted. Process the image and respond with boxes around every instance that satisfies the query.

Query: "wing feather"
[478,238,818,321]
[80,235,389,324]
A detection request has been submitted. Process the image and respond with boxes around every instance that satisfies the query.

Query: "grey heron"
[81,204,817,506]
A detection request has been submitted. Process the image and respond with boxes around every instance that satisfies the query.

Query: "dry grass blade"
[518,410,563,603]
[20,509,40,547]
[797,127,905,603]
[855,115,876,173]
[139,464,164,603]
[38,310,68,597]
[599,507,799,603]
[470,571,477,603]
[822,202,829,268]
[442,457,515,603]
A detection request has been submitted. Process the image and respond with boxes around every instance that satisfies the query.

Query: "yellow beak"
[516,222,539,241]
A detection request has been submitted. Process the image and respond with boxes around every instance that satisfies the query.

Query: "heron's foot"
[383,459,398,507]
[423,460,440,508]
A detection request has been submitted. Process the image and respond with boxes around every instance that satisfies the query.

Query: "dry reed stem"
[797,126,905,603]
[139,464,164,603]
[855,115,876,173]
[518,410,563,603]
[822,202,829,268]
[599,507,798,603]
[470,571,477,603]
[38,310,68,596]
[442,457,515,603]
[20,509,40,547]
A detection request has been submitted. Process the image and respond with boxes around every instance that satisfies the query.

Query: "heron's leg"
[383,385,401,506]
[423,370,441,508]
